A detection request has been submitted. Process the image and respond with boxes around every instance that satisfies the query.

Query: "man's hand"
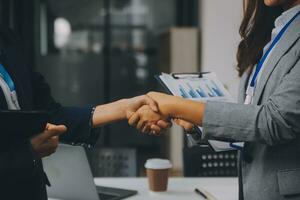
[128,105,171,135]
[30,123,67,158]
[122,95,158,119]
[92,94,159,128]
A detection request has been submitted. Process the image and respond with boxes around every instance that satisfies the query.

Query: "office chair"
[183,146,238,177]
[87,148,137,177]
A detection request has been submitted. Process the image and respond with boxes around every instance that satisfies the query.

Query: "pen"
[194,188,208,199]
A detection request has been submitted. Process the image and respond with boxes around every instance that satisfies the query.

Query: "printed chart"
[158,72,232,102]
[178,78,224,98]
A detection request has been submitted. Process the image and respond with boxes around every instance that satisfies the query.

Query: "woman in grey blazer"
[129,0,300,199]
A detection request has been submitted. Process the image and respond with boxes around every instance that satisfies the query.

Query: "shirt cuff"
[88,106,102,146]
[71,106,101,148]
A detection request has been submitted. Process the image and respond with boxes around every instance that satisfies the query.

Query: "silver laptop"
[43,144,137,200]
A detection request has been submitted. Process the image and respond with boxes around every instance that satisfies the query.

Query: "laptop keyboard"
[98,192,119,200]
[96,185,137,200]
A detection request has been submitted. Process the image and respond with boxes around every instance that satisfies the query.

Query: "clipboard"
[155,72,208,93]
[171,72,210,79]
[155,72,209,148]
[156,72,233,101]
[155,72,241,152]
[0,110,51,141]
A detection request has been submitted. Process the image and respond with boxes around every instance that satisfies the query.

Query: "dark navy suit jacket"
[0,28,99,200]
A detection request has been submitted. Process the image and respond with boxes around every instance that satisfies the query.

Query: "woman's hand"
[128,105,171,135]
[128,105,171,134]
[147,91,182,117]
[129,92,189,135]
[173,119,194,132]
[122,95,158,119]
[147,91,205,126]
[30,123,67,158]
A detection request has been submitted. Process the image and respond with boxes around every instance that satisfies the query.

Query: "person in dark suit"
[0,27,170,200]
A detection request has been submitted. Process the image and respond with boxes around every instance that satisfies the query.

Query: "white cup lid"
[144,158,173,169]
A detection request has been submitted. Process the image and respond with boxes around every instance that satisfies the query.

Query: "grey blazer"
[202,15,300,200]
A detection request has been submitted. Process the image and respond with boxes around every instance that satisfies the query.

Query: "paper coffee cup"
[145,159,172,192]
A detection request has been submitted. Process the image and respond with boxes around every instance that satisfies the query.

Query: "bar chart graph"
[178,78,225,99]
[158,72,232,102]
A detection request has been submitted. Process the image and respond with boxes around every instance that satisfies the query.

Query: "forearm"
[92,99,127,128]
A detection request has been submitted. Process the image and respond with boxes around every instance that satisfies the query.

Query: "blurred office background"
[0,0,242,177]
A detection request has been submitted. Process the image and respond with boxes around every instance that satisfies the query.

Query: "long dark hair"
[237,0,283,76]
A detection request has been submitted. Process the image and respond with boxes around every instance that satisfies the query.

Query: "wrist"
[168,97,186,118]
[116,98,129,119]
[158,96,182,118]
[173,99,205,126]
[93,100,128,127]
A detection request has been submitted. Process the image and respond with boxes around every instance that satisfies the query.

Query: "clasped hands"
[30,91,198,159]
[127,92,194,135]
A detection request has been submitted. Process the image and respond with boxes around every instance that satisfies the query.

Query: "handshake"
[124,91,195,135]
[31,91,204,159]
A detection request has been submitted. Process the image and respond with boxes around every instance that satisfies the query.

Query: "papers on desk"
[156,72,242,152]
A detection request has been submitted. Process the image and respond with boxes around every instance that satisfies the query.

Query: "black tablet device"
[0,110,51,140]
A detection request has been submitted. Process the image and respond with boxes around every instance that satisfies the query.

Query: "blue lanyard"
[249,10,300,88]
[0,63,15,92]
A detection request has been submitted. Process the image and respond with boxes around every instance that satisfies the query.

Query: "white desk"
[94,177,238,200]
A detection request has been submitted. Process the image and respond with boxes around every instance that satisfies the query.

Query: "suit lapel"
[1,45,31,109]
[253,17,300,105]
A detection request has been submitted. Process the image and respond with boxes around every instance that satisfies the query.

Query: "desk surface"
[94,177,238,200]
